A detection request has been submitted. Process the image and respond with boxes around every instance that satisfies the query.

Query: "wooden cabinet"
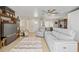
[0,6,18,46]
[54,19,67,29]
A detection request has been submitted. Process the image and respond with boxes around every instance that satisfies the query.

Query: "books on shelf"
[0,6,15,18]
[1,16,11,21]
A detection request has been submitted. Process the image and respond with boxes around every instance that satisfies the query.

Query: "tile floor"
[0,32,49,52]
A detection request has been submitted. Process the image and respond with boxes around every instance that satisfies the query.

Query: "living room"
[0,6,79,52]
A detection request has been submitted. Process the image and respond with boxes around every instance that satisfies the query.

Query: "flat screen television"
[2,24,17,37]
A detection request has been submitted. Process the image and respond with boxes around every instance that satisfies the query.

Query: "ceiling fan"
[42,9,58,14]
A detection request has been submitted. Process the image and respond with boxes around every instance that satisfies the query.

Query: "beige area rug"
[9,37,43,52]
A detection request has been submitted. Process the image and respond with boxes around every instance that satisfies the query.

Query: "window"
[45,20,53,27]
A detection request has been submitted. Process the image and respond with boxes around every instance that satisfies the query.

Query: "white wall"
[68,10,79,41]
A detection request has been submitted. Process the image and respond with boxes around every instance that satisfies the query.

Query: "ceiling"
[9,6,78,18]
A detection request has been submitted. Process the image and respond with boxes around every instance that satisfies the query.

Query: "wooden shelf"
[0,14,16,24]
[0,14,16,19]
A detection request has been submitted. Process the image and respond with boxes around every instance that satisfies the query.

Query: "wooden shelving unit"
[58,19,67,29]
[0,6,19,48]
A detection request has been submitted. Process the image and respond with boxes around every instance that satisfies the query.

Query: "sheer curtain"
[45,20,53,27]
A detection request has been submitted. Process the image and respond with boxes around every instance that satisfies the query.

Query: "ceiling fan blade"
[42,10,48,13]
[50,9,56,13]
